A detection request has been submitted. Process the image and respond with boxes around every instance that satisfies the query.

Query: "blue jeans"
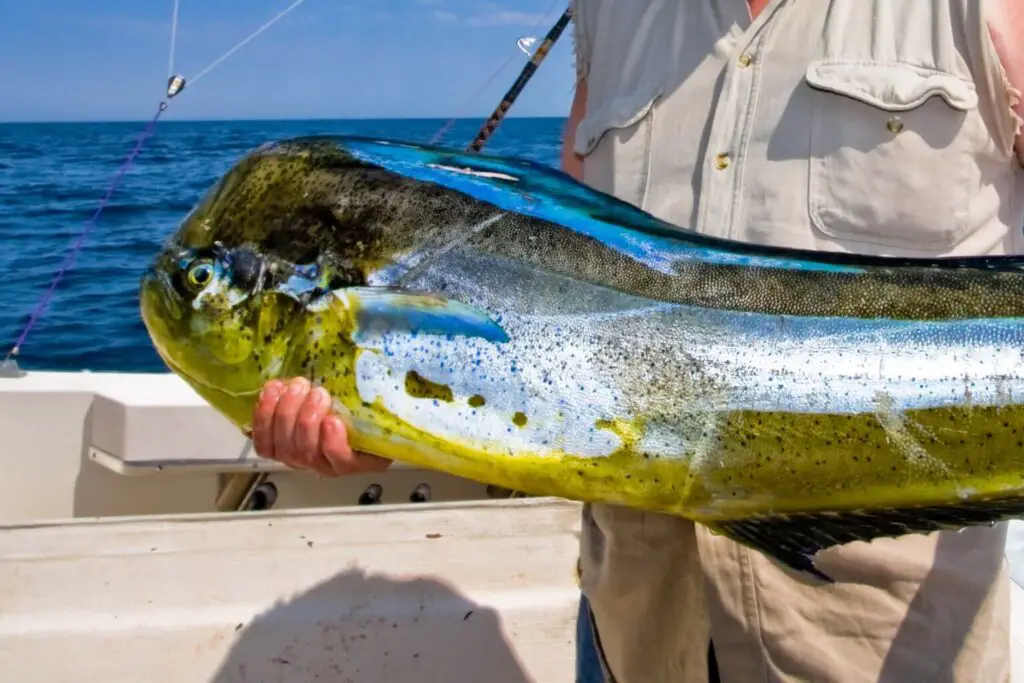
[575,594,609,683]
[575,594,720,683]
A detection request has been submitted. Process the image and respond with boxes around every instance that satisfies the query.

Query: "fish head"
[139,238,313,409]
[140,136,501,426]
[139,139,384,408]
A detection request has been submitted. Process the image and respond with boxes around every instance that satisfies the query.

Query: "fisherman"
[249,1,1024,681]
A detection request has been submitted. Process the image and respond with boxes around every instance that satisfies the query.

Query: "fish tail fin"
[705,496,1024,584]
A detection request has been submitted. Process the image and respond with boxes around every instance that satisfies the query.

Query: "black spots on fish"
[292,204,381,273]
[701,405,1024,510]
[404,370,454,403]
[468,394,486,408]
[259,209,330,267]
[512,411,528,428]
[175,142,396,284]
[467,212,667,313]
[466,187,1024,319]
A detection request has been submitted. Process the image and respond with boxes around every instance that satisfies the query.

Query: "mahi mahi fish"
[140,135,1024,581]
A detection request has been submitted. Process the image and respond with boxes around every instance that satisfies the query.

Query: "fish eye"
[185,259,215,291]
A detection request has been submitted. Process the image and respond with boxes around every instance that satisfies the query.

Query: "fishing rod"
[466,6,573,153]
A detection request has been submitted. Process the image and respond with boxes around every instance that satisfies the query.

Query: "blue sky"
[0,0,576,122]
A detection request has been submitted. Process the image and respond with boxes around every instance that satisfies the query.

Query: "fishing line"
[430,0,564,145]
[168,0,181,79]
[187,0,308,88]
[428,53,522,145]
[3,103,167,368]
[2,0,308,370]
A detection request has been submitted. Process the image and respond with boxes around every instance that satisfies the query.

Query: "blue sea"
[0,118,565,372]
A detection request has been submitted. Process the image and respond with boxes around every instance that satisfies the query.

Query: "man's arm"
[562,78,588,180]
[985,0,1024,163]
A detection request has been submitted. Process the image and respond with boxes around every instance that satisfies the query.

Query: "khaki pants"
[578,504,1011,683]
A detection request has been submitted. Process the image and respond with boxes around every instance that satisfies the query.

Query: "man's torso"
[571,1,1024,681]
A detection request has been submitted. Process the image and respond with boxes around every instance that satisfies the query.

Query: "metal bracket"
[215,471,269,512]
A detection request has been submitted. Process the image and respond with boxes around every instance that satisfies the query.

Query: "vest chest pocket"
[806,61,982,252]
[574,88,659,210]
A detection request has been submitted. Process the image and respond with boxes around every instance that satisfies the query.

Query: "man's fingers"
[319,417,355,473]
[272,378,310,465]
[321,417,393,474]
[294,386,329,459]
[252,379,392,478]
[293,387,335,476]
[251,380,284,459]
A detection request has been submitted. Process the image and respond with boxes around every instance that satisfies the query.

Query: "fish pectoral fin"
[706,497,1024,584]
[339,287,509,343]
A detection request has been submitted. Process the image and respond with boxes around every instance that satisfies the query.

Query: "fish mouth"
[139,267,187,375]
[157,341,262,400]
[140,266,183,322]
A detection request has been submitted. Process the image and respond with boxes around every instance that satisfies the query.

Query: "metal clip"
[166,74,187,99]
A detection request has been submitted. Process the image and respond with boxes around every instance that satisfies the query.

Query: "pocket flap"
[573,85,661,156]
[805,60,978,112]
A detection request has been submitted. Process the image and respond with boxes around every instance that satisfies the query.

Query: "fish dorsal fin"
[321,135,1024,277]
[332,136,868,276]
[337,135,661,232]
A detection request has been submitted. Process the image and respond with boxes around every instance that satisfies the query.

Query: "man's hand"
[251,378,392,476]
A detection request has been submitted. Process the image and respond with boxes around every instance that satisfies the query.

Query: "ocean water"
[0,117,565,372]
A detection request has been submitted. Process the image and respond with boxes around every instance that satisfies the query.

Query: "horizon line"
[0,114,570,125]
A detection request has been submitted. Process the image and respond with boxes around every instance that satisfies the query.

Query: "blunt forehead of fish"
[173,136,432,287]
[239,138,367,187]
[177,140,373,254]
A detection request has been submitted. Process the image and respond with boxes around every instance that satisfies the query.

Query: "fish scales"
[140,135,1024,581]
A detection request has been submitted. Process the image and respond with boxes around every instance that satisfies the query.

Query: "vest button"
[713,153,731,170]
[738,53,754,68]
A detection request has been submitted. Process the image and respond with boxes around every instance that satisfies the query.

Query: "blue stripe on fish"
[336,287,510,344]
[337,138,867,276]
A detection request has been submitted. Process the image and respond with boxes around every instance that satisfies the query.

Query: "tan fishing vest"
[571,1,1024,682]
